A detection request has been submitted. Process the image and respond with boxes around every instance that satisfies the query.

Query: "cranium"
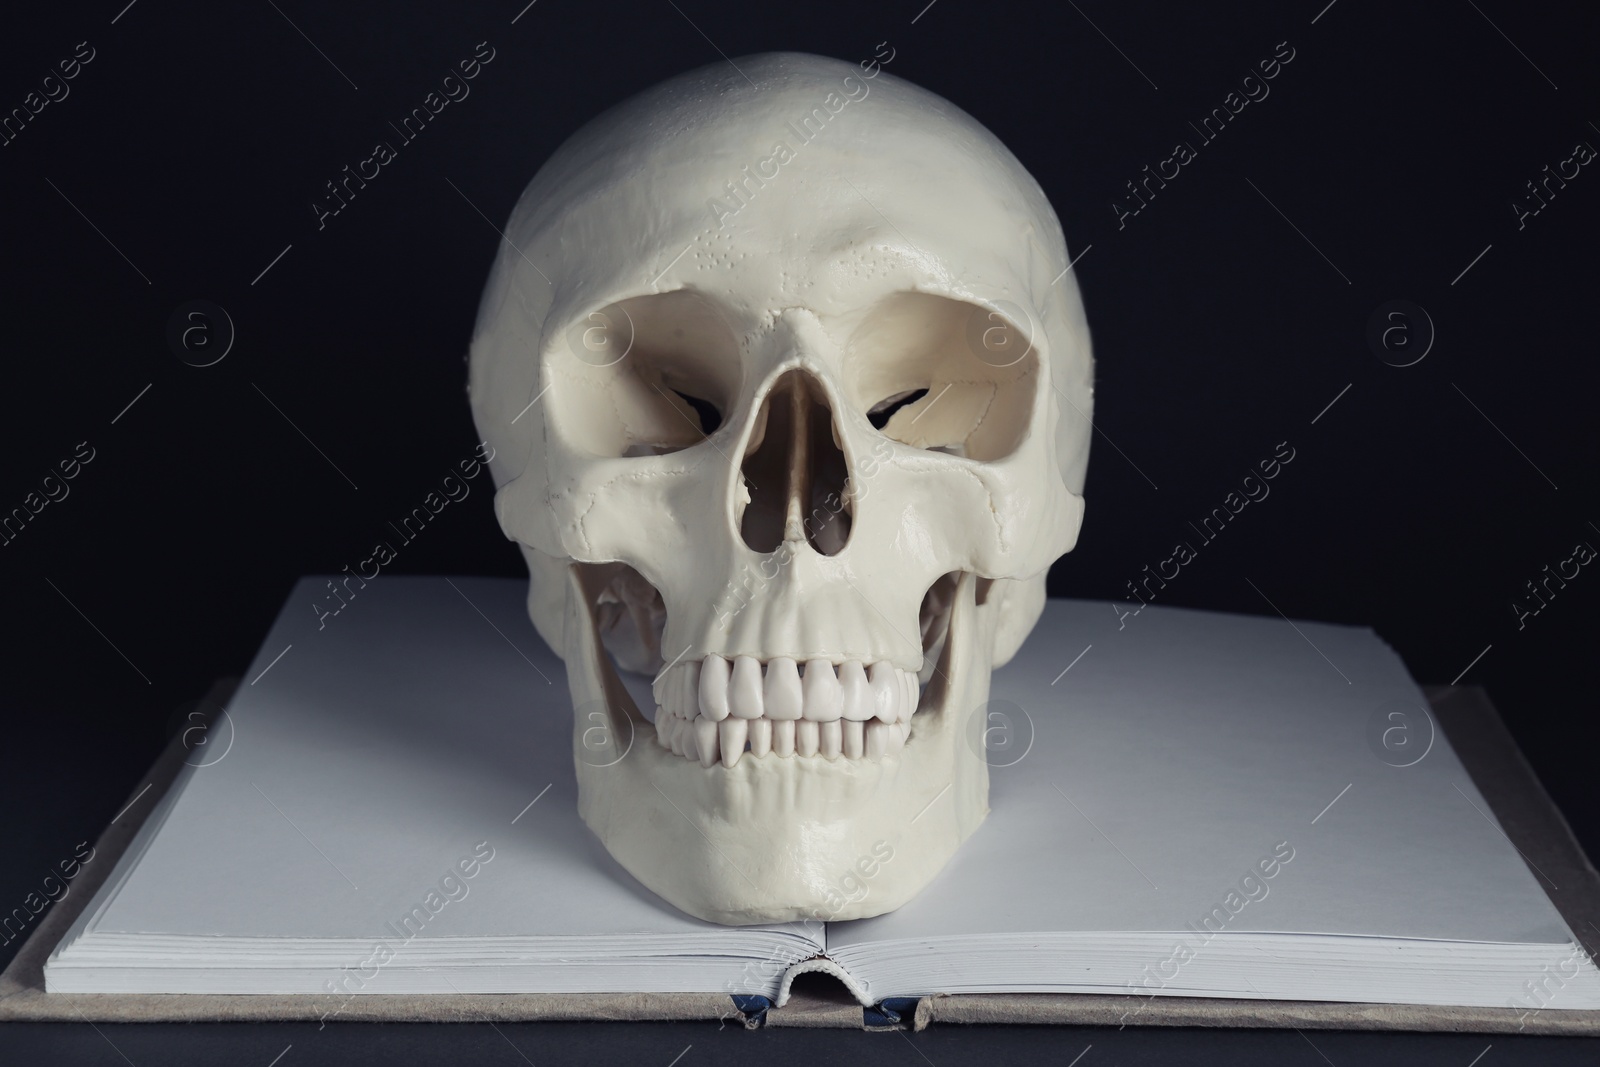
[468,52,1092,924]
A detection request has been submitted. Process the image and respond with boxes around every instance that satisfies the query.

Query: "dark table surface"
[4,1013,1598,1065]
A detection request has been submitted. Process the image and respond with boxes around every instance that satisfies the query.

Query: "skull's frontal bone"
[469,52,1093,924]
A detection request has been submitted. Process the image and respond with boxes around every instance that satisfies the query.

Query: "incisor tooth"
[819,720,842,759]
[796,719,819,757]
[839,660,873,721]
[902,670,918,722]
[695,716,719,768]
[842,719,864,759]
[764,657,803,720]
[719,718,748,767]
[802,659,842,721]
[865,720,892,759]
[869,661,900,724]
[670,717,688,757]
[730,655,764,719]
[772,719,796,757]
[655,710,672,749]
[682,718,700,762]
[747,717,772,758]
[699,655,730,720]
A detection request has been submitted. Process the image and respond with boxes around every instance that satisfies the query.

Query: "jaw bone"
[563,565,994,926]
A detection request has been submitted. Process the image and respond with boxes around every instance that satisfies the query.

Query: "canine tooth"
[719,718,748,767]
[695,716,719,768]
[796,719,820,757]
[772,719,796,757]
[888,721,908,753]
[819,720,842,759]
[699,655,731,720]
[683,661,701,719]
[842,719,864,759]
[865,720,892,759]
[802,659,842,721]
[839,660,873,721]
[667,667,688,720]
[764,657,803,720]
[902,671,918,722]
[747,717,772,758]
[652,671,669,708]
[869,661,900,724]
[730,655,764,719]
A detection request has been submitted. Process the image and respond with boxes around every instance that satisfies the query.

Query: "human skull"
[468,52,1092,925]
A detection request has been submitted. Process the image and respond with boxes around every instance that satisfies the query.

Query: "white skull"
[468,52,1092,925]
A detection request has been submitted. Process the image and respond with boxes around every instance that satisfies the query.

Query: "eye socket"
[846,292,1040,462]
[547,291,739,458]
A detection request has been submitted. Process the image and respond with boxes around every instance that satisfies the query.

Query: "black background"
[2,0,1596,1062]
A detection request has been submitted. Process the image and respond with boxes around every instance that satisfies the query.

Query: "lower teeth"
[651,654,920,766]
[656,709,911,765]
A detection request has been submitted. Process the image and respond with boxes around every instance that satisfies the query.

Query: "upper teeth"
[652,656,920,767]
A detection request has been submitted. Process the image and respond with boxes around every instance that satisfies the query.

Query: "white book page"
[828,600,1575,951]
[82,576,815,955]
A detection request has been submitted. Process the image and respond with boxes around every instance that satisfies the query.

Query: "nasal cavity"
[738,370,852,556]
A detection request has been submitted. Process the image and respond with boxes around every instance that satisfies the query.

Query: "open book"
[46,576,1600,1017]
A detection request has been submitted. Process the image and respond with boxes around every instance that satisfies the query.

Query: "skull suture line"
[469,53,1093,925]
